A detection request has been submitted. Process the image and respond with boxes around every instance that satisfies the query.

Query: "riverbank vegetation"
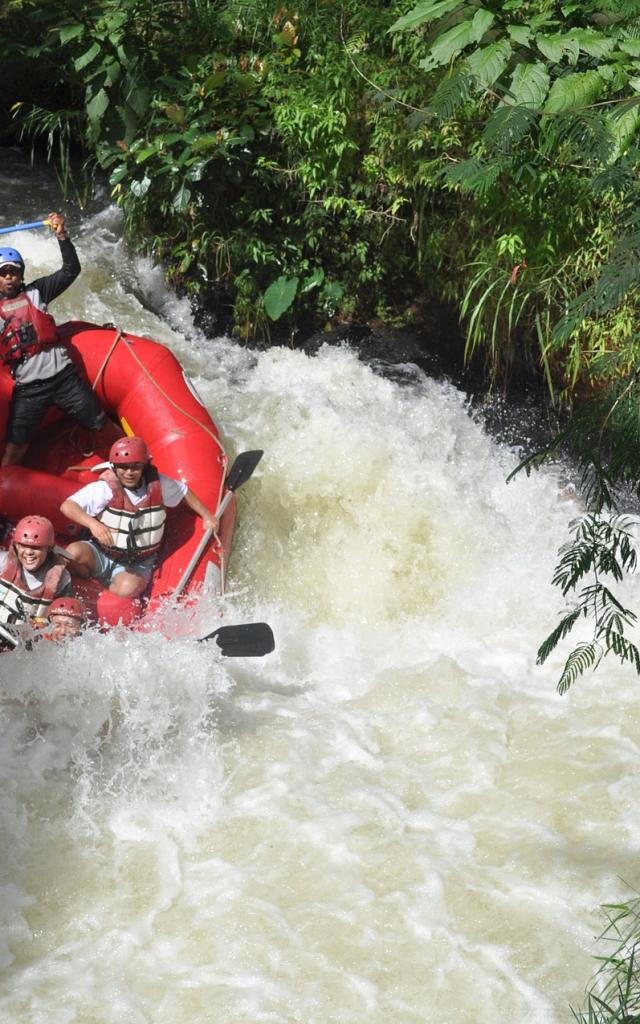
[5,2,640,688]
[572,892,640,1023]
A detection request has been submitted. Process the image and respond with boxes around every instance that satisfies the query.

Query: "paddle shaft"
[173,451,262,598]
[0,220,50,235]
[173,492,234,597]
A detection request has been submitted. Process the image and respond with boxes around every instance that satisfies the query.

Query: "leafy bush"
[7,0,460,336]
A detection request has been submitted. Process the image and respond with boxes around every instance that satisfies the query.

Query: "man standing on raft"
[60,437,219,610]
[0,211,106,465]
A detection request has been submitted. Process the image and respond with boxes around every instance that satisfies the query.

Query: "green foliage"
[6,0,440,336]
[512,349,640,688]
[391,0,640,395]
[536,514,640,693]
[572,893,640,1023]
[264,276,299,321]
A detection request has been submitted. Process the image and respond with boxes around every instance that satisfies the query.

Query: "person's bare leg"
[1,442,29,466]
[110,570,147,598]
[65,541,98,578]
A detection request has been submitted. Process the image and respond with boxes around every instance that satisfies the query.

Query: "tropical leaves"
[537,514,640,693]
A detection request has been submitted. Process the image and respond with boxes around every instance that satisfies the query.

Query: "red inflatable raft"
[0,322,239,627]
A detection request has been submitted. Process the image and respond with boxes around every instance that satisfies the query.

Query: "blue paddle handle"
[0,220,48,235]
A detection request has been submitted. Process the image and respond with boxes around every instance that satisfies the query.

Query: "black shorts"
[7,364,106,445]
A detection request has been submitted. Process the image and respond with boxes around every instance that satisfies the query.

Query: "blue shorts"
[84,541,156,585]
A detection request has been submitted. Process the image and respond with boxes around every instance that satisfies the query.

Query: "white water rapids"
[1,151,639,1023]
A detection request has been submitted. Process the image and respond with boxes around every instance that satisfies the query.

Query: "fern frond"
[604,631,640,671]
[537,607,582,663]
[482,104,538,153]
[430,70,474,120]
[591,161,636,195]
[442,157,508,194]
[557,642,602,694]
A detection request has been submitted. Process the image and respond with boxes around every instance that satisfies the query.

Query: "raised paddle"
[198,621,275,657]
[0,219,52,235]
[173,449,264,597]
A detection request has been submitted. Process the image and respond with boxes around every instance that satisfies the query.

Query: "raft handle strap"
[91,327,123,391]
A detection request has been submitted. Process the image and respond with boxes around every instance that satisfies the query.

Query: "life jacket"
[0,291,59,370]
[0,547,66,625]
[98,466,166,562]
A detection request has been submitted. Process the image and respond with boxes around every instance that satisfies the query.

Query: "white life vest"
[0,547,66,624]
[98,467,166,562]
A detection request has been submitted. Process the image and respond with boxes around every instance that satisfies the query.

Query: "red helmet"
[14,515,55,547]
[48,596,86,622]
[109,436,150,465]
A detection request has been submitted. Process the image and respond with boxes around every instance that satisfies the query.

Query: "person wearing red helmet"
[0,211,106,466]
[60,436,219,598]
[0,515,72,633]
[47,595,86,640]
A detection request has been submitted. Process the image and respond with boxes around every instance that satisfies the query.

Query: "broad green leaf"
[172,184,191,211]
[419,10,494,72]
[86,87,109,124]
[109,164,129,186]
[127,84,149,118]
[203,71,226,92]
[388,0,462,34]
[598,64,630,91]
[130,175,151,197]
[264,275,299,320]
[74,41,101,72]
[537,33,579,65]
[529,12,562,30]
[467,39,512,88]
[104,10,128,31]
[608,102,640,160]
[58,23,84,44]
[470,9,494,42]
[103,59,121,87]
[568,29,616,59]
[504,62,550,108]
[301,268,325,293]
[165,103,186,125]
[192,133,221,151]
[134,147,156,163]
[619,40,640,57]
[507,25,532,47]
[543,70,605,113]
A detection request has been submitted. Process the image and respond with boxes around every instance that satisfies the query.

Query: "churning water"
[1,150,639,1023]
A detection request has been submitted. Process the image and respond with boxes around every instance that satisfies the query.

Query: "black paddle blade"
[199,621,275,657]
[225,450,263,493]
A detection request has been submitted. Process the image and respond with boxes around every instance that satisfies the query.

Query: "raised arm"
[28,211,81,304]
